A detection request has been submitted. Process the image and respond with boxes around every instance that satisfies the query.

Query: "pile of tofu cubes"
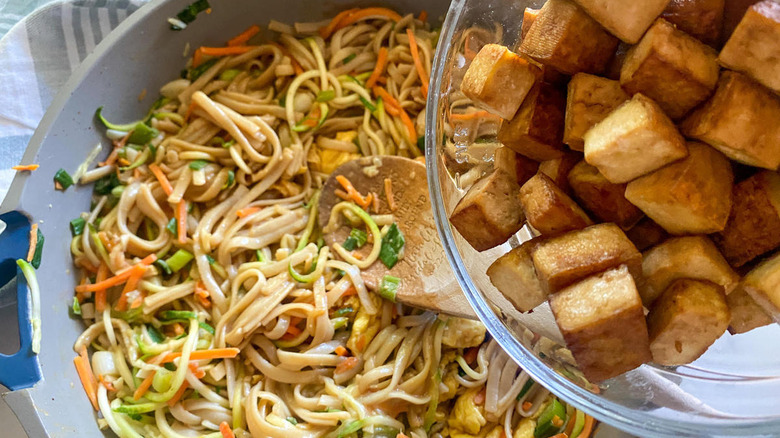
[449,0,780,382]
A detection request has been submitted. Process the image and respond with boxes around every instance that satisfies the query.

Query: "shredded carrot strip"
[334,346,348,356]
[133,371,156,400]
[522,401,533,411]
[188,362,207,379]
[319,8,360,38]
[332,8,402,34]
[372,86,401,113]
[384,178,396,211]
[406,29,429,98]
[220,422,235,438]
[236,206,260,218]
[335,175,373,209]
[418,10,428,22]
[158,348,240,364]
[398,108,418,143]
[450,110,502,122]
[177,201,187,244]
[579,415,595,438]
[12,164,39,171]
[167,381,189,407]
[473,387,486,405]
[130,291,146,309]
[549,434,567,438]
[196,46,258,63]
[335,356,359,374]
[27,223,38,262]
[94,263,109,312]
[192,48,205,69]
[227,24,260,47]
[334,189,351,202]
[371,191,380,214]
[75,256,156,293]
[365,47,388,89]
[291,58,304,75]
[74,346,99,410]
[463,346,479,364]
[148,163,173,196]
[115,265,147,311]
[98,374,116,392]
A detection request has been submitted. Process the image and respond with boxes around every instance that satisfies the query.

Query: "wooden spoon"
[319,156,476,319]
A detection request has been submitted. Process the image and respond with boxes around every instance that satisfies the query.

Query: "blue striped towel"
[0,0,145,203]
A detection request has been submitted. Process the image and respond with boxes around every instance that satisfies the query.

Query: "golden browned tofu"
[719,1,780,94]
[550,265,652,382]
[722,0,760,44]
[567,160,644,229]
[564,73,630,151]
[498,82,566,161]
[461,44,542,120]
[641,236,739,306]
[742,251,780,320]
[584,94,688,184]
[625,142,733,234]
[625,217,668,251]
[520,173,593,236]
[487,239,546,312]
[532,223,642,293]
[727,287,772,335]
[518,0,618,75]
[661,0,724,46]
[571,0,671,44]
[450,169,525,252]
[647,279,730,366]
[493,146,539,186]
[521,8,539,39]
[712,171,780,267]
[538,151,582,193]
[682,71,780,170]
[621,19,720,119]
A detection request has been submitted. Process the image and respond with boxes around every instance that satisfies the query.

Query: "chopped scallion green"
[379,223,405,269]
[161,310,197,320]
[165,217,177,235]
[316,90,336,102]
[359,97,376,112]
[342,53,357,64]
[71,297,82,316]
[146,325,164,343]
[165,249,194,273]
[199,321,215,335]
[30,228,44,269]
[378,275,400,302]
[189,160,209,170]
[54,168,74,190]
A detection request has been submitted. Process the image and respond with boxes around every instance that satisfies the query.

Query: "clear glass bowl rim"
[423,0,780,435]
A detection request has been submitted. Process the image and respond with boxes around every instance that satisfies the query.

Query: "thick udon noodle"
[70,11,572,438]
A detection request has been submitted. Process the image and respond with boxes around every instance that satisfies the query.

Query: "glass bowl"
[424,0,780,436]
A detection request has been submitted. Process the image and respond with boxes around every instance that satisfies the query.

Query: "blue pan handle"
[0,211,43,391]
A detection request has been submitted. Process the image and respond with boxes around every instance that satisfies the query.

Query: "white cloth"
[0,0,145,201]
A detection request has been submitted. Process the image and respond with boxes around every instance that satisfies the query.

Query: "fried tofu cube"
[498,83,566,161]
[567,161,644,229]
[564,73,630,151]
[625,217,668,251]
[461,44,542,120]
[625,142,734,234]
[682,71,780,170]
[571,0,671,44]
[661,0,724,46]
[521,8,540,39]
[450,169,525,251]
[712,171,780,267]
[532,223,642,293]
[520,173,593,236]
[742,251,780,320]
[584,94,688,184]
[727,287,773,335]
[538,151,582,193]
[641,236,739,306]
[493,146,539,186]
[518,0,618,75]
[647,278,730,366]
[487,239,546,312]
[721,0,760,44]
[550,265,652,382]
[620,19,720,120]
[719,1,780,94]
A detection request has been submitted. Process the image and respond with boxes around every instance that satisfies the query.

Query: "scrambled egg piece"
[442,317,487,348]
[513,418,536,438]
[450,424,503,438]
[439,350,459,402]
[313,131,361,174]
[448,387,487,435]
[346,293,381,354]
